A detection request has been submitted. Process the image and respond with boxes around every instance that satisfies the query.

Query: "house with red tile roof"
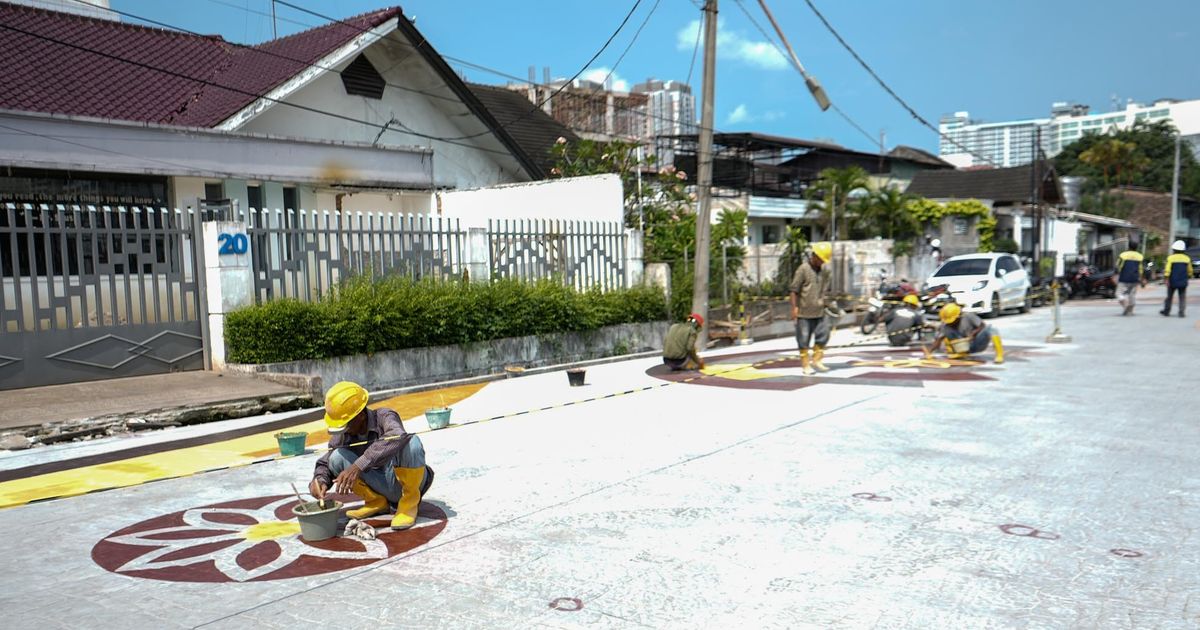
[0,2,566,213]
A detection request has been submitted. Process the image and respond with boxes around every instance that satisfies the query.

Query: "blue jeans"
[946,325,995,354]
[327,436,426,504]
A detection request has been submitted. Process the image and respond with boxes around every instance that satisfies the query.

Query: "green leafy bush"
[225,277,667,364]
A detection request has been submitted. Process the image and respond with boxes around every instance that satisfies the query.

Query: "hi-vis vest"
[1165,252,1193,288]
[1117,250,1143,284]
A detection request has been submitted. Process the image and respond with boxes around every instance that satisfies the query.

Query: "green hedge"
[225,277,668,364]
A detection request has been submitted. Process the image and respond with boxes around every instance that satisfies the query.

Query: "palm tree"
[856,187,918,256]
[805,166,870,240]
[1080,138,1150,188]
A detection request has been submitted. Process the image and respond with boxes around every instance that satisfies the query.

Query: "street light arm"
[757,0,831,111]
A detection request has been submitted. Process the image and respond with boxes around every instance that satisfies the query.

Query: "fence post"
[624,228,643,288]
[466,227,489,283]
[201,219,253,370]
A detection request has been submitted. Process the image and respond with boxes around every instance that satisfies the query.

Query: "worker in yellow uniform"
[1161,240,1193,318]
[309,381,433,530]
[662,313,706,370]
[1115,241,1144,316]
[925,303,1004,364]
[790,241,834,375]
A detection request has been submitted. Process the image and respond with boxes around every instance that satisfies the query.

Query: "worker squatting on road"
[1116,242,1145,316]
[662,313,706,371]
[309,381,434,530]
[790,241,834,375]
[925,303,1005,364]
[1161,240,1192,318]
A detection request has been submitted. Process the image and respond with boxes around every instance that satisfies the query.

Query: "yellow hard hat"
[939,303,962,324]
[323,381,368,433]
[903,294,920,307]
[812,241,832,263]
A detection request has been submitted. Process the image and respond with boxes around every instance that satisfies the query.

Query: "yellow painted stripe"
[0,382,486,509]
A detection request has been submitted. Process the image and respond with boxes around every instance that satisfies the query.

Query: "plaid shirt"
[313,407,410,486]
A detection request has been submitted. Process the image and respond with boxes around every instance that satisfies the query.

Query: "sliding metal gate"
[0,205,204,391]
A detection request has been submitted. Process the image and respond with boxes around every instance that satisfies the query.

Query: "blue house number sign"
[217,233,249,256]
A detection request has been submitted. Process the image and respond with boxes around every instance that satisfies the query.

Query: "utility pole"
[1170,133,1181,254]
[1030,128,1041,264]
[691,0,718,347]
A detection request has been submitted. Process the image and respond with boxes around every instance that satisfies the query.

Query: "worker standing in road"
[790,241,834,375]
[925,303,1004,364]
[1161,240,1193,318]
[309,381,434,530]
[1115,241,1145,316]
[662,313,706,371]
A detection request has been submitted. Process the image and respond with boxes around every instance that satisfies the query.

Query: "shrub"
[225,277,667,364]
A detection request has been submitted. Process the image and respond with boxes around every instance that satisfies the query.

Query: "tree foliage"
[805,166,871,240]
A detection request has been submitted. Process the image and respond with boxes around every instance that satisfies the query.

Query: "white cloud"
[581,68,628,92]
[727,104,750,124]
[676,19,788,71]
[725,104,785,125]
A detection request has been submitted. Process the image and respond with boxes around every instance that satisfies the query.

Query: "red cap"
[689,312,705,327]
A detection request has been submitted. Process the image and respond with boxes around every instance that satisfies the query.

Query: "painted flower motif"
[93,495,448,583]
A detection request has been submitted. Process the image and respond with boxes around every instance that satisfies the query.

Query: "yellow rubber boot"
[991,335,1004,364]
[799,349,814,376]
[812,346,830,372]
[345,479,388,520]
[390,467,426,530]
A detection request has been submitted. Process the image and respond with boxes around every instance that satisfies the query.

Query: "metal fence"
[1,204,203,389]
[235,209,466,303]
[488,219,627,291]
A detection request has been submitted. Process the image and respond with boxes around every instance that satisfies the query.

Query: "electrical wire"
[730,0,879,149]
[800,0,998,167]
[0,21,520,160]
[684,2,703,87]
[274,0,645,142]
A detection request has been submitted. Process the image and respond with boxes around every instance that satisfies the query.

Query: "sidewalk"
[0,371,309,432]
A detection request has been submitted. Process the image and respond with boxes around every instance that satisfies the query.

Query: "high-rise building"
[939,98,1200,168]
[631,79,696,164]
[7,0,115,19]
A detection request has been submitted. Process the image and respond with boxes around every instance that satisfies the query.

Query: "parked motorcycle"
[861,276,918,334]
[1065,263,1117,299]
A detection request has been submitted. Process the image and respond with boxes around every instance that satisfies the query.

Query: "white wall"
[232,43,529,191]
[438,174,623,229]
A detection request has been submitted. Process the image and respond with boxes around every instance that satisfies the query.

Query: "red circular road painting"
[647,345,1048,391]
[92,494,447,583]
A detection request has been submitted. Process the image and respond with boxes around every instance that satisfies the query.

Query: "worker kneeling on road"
[926,303,1004,364]
[309,381,434,530]
[790,241,834,375]
[662,313,706,371]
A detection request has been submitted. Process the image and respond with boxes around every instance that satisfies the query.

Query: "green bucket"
[275,431,308,456]
[425,408,452,430]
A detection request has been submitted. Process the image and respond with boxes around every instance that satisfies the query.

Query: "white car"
[925,253,1032,317]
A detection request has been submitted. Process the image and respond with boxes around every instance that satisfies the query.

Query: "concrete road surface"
[1,286,1197,629]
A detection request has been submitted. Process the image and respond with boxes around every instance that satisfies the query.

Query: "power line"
[684,2,703,86]
[0,21,520,160]
[274,0,645,142]
[197,0,728,137]
[800,0,998,167]
[730,0,878,148]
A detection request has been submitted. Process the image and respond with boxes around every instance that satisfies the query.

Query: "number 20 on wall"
[217,233,249,255]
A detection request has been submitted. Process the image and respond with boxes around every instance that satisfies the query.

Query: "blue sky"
[113,0,1200,154]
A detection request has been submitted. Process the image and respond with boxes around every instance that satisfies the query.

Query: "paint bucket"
[274,431,308,456]
[504,365,525,378]
[567,369,586,387]
[425,407,452,430]
[948,337,972,355]
[292,500,343,542]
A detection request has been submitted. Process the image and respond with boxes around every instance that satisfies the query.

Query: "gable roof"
[467,84,579,177]
[0,2,544,179]
[906,162,1063,204]
[887,145,953,168]
[0,2,402,126]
